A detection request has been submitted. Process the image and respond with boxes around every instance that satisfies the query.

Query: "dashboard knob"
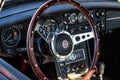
[96,9,104,18]
[96,21,104,31]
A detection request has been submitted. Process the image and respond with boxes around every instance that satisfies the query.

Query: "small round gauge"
[1,25,21,47]
[78,13,85,23]
[68,13,77,24]
[38,19,58,38]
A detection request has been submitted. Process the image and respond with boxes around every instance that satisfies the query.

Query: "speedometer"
[1,25,21,47]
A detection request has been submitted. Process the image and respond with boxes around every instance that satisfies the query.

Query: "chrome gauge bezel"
[1,25,21,47]
[68,13,78,24]
[78,12,85,23]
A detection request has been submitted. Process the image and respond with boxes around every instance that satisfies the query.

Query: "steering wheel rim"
[26,0,100,80]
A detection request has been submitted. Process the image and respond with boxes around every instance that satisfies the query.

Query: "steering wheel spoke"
[35,24,49,42]
[72,30,94,45]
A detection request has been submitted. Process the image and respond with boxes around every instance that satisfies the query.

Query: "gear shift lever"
[98,62,105,80]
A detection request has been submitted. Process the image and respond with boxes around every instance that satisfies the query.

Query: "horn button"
[50,31,74,59]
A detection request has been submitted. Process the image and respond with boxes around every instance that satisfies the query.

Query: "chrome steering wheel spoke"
[35,25,49,43]
[72,30,94,45]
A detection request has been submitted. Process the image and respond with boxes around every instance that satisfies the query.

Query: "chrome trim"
[72,30,94,45]
[65,49,86,65]
[107,17,120,21]
[51,30,74,59]
[1,25,21,47]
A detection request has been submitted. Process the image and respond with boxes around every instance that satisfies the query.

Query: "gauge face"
[37,19,58,38]
[78,13,85,23]
[1,25,21,47]
[68,13,77,24]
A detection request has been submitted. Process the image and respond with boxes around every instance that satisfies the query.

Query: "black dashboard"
[1,1,120,56]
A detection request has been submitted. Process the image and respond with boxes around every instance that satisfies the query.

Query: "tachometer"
[1,25,21,47]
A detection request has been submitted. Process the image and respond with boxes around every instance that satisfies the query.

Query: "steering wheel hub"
[50,31,74,59]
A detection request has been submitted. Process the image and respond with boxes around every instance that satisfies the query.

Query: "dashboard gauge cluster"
[66,11,93,35]
[37,19,70,39]
[1,25,21,47]
[68,12,86,24]
[67,11,93,24]
[36,12,93,39]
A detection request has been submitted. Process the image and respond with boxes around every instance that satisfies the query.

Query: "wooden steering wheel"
[26,0,100,80]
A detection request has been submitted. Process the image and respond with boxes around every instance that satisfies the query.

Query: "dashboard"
[1,0,120,80]
[0,7,115,56]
